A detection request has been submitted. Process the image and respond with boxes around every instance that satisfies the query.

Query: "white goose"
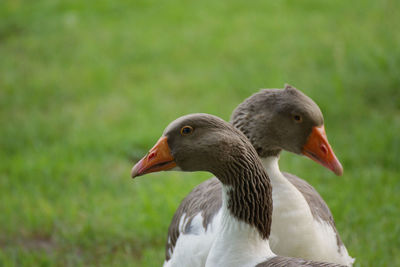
[163,85,354,266]
[131,113,346,267]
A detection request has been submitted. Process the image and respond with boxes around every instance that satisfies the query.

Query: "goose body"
[131,113,346,267]
[164,159,353,267]
[164,86,354,266]
[265,157,352,264]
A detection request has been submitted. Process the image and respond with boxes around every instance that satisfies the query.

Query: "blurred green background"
[1,0,399,266]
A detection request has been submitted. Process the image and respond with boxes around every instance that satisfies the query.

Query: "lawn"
[1,0,399,266]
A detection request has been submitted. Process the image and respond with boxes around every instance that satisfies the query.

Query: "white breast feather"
[164,211,221,267]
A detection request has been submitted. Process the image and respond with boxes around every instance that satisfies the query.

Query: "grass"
[1,0,400,266]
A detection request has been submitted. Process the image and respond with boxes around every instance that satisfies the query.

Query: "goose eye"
[293,115,303,123]
[180,126,194,135]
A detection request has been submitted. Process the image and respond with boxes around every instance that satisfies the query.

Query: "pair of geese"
[131,85,355,267]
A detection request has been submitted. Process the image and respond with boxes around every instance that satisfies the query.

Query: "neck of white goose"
[261,156,299,191]
[260,156,281,179]
[206,157,275,267]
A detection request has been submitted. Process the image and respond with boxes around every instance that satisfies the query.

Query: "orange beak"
[131,137,177,178]
[302,126,343,176]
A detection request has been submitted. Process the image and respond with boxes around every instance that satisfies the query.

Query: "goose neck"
[215,154,273,240]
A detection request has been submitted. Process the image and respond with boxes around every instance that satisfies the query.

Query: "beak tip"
[334,169,343,176]
[330,154,343,176]
[131,162,142,179]
[333,163,344,176]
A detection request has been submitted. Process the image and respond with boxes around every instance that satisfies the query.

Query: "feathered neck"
[215,149,273,240]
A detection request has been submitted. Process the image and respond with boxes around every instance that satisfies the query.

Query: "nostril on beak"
[320,144,328,155]
[148,151,157,160]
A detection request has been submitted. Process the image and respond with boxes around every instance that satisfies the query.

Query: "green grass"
[1,0,400,266]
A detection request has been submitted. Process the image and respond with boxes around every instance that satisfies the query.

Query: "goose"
[163,85,354,266]
[131,113,345,267]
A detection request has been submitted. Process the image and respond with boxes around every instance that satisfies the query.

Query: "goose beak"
[302,125,343,176]
[131,136,177,178]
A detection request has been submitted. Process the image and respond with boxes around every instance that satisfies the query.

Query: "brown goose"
[131,113,345,267]
[163,85,354,266]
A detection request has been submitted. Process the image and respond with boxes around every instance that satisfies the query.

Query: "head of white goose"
[231,84,343,175]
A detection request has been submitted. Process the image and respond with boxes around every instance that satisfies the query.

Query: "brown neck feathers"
[216,149,273,240]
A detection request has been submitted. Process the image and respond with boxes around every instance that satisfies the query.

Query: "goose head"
[231,84,343,175]
[131,113,255,180]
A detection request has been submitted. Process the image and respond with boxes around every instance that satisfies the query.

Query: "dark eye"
[293,115,303,123]
[180,126,194,135]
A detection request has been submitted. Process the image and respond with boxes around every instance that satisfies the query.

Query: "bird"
[131,113,346,267]
[163,85,354,266]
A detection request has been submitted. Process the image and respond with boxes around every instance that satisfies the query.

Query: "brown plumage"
[165,178,221,260]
